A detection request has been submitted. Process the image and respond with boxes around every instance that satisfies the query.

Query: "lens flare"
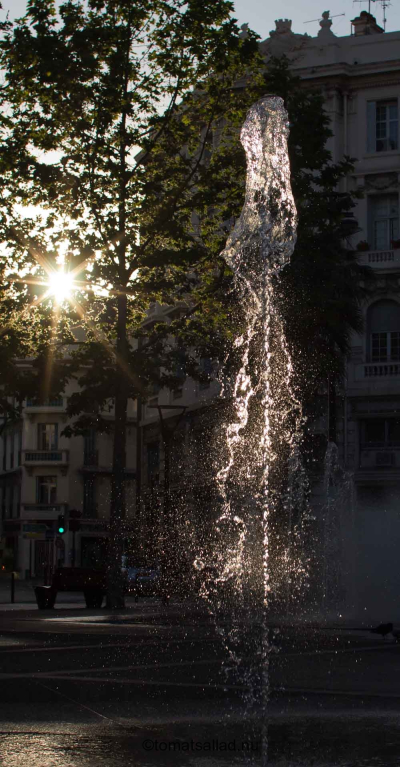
[48,269,74,304]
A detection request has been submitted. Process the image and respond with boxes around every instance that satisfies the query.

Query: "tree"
[0,0,263,606]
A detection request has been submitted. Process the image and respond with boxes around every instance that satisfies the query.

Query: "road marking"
[0,658,226,680]
[0,637,221,654]
[274,687,400,699]
[33,680,138,728]
[36,675,249,691]
[284,644,400,657]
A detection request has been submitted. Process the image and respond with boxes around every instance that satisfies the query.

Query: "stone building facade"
[0,387,137,578]
[138,10,400,618]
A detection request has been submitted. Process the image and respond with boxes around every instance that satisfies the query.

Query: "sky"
[2,0,400,36]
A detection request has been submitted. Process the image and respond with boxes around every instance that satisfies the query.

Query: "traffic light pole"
[68,510,82,568]
[71,529,76,567]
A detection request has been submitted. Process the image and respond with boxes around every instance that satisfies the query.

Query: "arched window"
[367,300,400,362]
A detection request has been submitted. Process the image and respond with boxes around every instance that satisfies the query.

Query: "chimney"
[351,11,384,36]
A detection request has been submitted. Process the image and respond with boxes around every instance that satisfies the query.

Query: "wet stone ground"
[1,604,400,765]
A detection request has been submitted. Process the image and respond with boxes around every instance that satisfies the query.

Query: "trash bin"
[34,585,56,610]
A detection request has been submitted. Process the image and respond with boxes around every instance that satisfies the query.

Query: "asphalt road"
[1,603,400,766]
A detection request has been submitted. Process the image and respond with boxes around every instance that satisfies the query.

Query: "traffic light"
[57,515,66,535]
[68,509,82,532]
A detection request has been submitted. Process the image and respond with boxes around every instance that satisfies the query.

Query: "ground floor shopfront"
[1,520,109,579]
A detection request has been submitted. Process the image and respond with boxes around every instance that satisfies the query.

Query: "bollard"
[11,571,15,604]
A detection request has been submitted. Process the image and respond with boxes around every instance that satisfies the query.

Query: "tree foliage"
[0,0,263,420]
[0,0,263,605]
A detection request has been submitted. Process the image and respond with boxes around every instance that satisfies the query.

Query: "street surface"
[1,599,400,765]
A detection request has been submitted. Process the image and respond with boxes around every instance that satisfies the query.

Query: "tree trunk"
[106,37,130,608]
[106,291,129,609]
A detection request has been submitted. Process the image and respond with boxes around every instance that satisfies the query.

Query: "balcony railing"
[22,449,69,465]
[25,397,64,409]
[357,249,400,268]
[21,503,68,518]
[359,448,400,470]
[364,363,400,377]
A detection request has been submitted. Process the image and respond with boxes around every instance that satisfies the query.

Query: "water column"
[220,96,298,763]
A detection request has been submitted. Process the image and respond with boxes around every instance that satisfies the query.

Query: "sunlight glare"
[48,269,74,304]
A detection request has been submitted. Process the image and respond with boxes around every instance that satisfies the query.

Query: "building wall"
[0,383,137,577]
[137,13,400,618]
[263,12,400,619]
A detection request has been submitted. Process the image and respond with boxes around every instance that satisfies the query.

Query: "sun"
[47,269,74,304]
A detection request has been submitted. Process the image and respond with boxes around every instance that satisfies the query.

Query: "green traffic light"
[58,526,65,534]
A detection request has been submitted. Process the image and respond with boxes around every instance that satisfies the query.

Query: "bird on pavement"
[370,622,393,638]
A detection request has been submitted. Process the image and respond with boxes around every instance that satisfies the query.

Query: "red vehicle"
[35,567,106,609]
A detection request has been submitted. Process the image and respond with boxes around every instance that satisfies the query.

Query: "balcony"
[21,449,69,467]
[25,397,64,413]
[354,362,400,394]
[359,447,400,470]
[357,249,400,269]
[21,503,68,519]
[363,363,400,377]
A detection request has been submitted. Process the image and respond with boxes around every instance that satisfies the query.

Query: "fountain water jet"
[211,96,303,765]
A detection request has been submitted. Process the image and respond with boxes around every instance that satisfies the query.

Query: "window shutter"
[367,101,376,153]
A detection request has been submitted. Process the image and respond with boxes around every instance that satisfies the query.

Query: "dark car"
[126,563,161,599]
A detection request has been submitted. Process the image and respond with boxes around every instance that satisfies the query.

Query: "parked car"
[125,563,161,599]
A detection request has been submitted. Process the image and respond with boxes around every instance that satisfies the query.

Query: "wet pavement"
[1,603,400,765]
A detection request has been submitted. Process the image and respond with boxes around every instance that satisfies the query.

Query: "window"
[36,476,57,505]
[367,300,400,362]
[147,441,159,486]
[83,477,96,517]
[37,423,58,451]
[369,194,399,251]
[83,429,97,466]
[172,364,185,398]
[9,486,14,519]
[9,434,13,469]
[199,357,213,390]
[361,419,400,448]
[367,100,398,152]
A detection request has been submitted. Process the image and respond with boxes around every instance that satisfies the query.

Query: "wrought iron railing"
[26,397,64,407]
[22,450,69,463]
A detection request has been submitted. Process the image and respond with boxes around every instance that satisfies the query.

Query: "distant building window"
[83,429,97,466]
[9,436,14,469]
[367,300,400,362]
[36,476,57,505]
[37,423,58,451]
[361,419,400,448]
[367,100,398,152]
[147,441,159,486]
[369,194,399,251]
[9,486,14,518]
[199,357,213,390]
[172,348,185,399]
[83,477,96,517]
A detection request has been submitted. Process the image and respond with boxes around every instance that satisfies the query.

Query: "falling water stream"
[212,96,300,765]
